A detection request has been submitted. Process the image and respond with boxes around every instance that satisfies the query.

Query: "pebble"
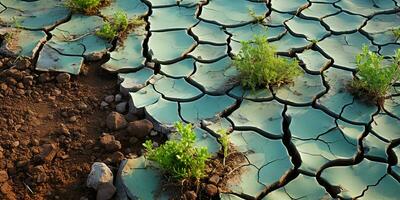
[56,73,71,84]
[114,94,122,102]
[115,102,127,113]
[104,95,114,103]
[100,101,109,108]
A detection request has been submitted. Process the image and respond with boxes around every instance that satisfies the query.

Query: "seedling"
[96,11,129,41]
[217,129,230,166]
[233,34,302,90]
[248,8,264,23]
[143,122,211,180]
[350,45,400,104]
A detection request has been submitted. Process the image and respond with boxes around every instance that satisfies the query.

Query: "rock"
[184,191,197,200]
[209,175,220,185]
[0,170,8,183]
[104,95,114,103]
[115,102,127,113]
[0,182,16,199]
[56,73,71,84]
[114,94,122,102]
[96,182,116,200]
[126,119,153,139]
[37,143,59,163]
[100,101,109,108]
[0,83,7,91]
[58,124,70,136]
[38,73,51,83]
[69,116,77,123]
[111,151,124,164]
[205,184,218,196]
[150,130,158,136]
[77,102,88,110]
[11,141,19,148]
[99,134,121,152]
[86,162,113,190]
[106,112,127,130]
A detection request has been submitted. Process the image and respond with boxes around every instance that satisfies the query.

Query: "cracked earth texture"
[1,0,400,199]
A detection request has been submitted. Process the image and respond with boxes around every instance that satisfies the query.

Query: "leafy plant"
[143,122,211,180]
[67,0,101,13]
[350,45,400,104]
[217,129,229,166]
[96,11,129,40]
[233,34,302,90]
[393,28,400,40]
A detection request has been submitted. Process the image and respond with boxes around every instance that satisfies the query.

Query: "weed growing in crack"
[67,0,101,13]
[233,34,302,90]
[349,45,400,104]
[143,122,211,180]
[217,129,230,166]
[248,8,264,23]
[393,28,400,40]
[96,11,129,41]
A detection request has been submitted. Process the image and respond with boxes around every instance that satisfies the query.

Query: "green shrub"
[143,122,211,180]
[67,0,101,12]
[96,11,128,40]
[350,45,400,104]
[233,35,302,90]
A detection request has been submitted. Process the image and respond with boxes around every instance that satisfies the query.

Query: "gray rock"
[104,95,115,103]
[101,101,109,108]
[114,94,122,103]
[116,102,127,113]
[86,162,114,190]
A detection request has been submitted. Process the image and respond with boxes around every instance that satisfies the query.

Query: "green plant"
[217,129,229,166]
[67,0,101,12]
[392,28,400,40]
[233,34,302,90]
[143,122,211,180]
[350,45,400,104]
[248,8,264,23]
[96,11,129,40]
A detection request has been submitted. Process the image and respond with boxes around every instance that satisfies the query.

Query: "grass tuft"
[233,34,302,90]
[96,11,129,41]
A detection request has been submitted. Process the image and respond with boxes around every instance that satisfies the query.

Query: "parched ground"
[0,58,129,200]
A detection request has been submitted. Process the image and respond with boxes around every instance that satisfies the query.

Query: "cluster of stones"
[1,0,400,199]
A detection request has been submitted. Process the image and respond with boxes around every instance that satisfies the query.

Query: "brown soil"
[0,57,128,200]
[158,145,247,199]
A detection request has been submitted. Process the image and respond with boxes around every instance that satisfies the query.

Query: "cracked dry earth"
[1,0,400,199]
